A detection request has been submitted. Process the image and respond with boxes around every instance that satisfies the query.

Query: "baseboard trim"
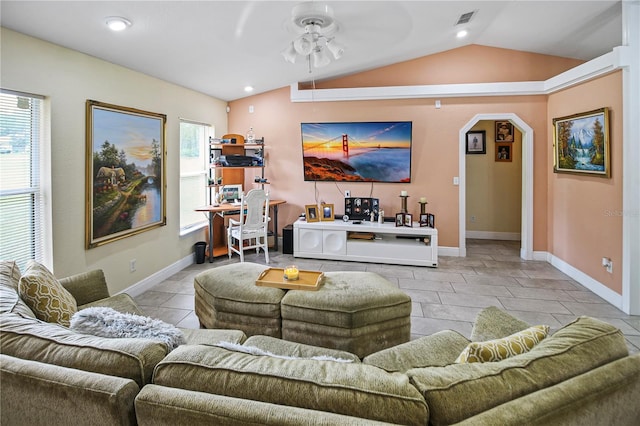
[439,246,460,257]
[117,254,194,297]
[466,231,521,241]
[548,253,623,309]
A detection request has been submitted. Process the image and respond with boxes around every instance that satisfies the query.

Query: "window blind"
[0,90,45,270]
[179,119,211,233]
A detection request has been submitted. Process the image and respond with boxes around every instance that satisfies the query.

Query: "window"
[0,90,48,270]
[179,120,211,233]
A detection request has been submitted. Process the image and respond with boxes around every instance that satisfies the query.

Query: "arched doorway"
[459,113,534,259]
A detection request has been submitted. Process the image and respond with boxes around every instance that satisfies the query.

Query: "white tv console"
[293,219,438,267]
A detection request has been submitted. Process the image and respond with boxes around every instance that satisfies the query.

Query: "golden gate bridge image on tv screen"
[300,121,412,183]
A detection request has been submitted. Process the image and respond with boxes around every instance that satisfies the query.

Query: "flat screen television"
[301,121,412,182]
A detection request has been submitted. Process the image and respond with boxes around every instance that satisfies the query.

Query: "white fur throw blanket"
[70,307,185,351]
[215,341,353,363]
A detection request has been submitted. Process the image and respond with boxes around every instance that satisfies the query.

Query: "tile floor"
[134,239,640,354]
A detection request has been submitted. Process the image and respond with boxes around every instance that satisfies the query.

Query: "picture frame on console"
[305,205,319,222]
[395,213,404,227]
[321,204,334,221]
[420,213,429,227]
[428,213,435,228]
[465,130,486,154]
[395,213,413,227]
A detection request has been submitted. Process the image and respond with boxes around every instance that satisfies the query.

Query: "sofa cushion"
[79,293,144,315]
[0,260,22,290]
[470,306,530,341]
[0,313,167,387]
[180,328,247,346]
[407,316,629,426]
[363,330,470,372]
[18,261,77,326]
[455,325,549,363]
[1,353,139,426]
[0,261,35,318]
[153,345,428,425]
[243,335,361,362]
[136,384,399,426]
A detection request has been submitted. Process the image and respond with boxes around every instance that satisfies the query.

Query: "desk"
[195,200,286,262]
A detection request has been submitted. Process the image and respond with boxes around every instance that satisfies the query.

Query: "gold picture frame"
[321,204,334,221]
[305,204,319,222]
[553,107,610,177]
[86,100,166,248]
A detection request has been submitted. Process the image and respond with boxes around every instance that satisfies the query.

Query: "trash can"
[194,241,207,264]
[283,224,294,255]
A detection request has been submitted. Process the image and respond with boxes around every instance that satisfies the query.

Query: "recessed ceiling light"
[244,86,254,92]
[456,30,468,38]
[106,16,132,32]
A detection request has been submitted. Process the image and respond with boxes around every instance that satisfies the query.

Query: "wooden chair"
[227,189,270,263]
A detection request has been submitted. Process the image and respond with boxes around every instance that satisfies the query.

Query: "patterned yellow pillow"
[18,261,78,326]
[455,325,550,363]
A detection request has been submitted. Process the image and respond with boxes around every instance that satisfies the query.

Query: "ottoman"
[194,263,286,337]
[281,271,412,358]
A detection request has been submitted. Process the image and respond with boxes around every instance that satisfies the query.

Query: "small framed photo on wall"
[465,130,486,154]
[495,121,514,142]
[495,143,512,162]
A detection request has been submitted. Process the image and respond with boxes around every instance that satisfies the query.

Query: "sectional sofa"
[1,260,639,425]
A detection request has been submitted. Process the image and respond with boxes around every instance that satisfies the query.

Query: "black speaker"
[282,224,294,255]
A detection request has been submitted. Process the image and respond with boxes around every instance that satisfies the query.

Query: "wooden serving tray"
[256,268,324,291]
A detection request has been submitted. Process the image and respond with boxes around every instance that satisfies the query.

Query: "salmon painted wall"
[547,72,623,294]
[307,45,584,88]
[229,46,575,249]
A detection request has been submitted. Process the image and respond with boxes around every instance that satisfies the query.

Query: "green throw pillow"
[18,261,78,326]
[456,325,549,363]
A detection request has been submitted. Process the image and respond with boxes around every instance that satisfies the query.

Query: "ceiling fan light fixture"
[312,47,331,68]
[281,42,298,63]
[282,2,344,70]
[293,34,314,56]
[326,38,345,60]
[105,16,132,32]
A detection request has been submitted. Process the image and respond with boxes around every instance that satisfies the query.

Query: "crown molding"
[290,46,630,102]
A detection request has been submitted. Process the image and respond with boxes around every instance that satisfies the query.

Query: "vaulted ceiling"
[1,1,622,101]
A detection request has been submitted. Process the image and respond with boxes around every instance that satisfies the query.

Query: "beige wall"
[1,28,228,293]
[547,72,623,293]
[466,121,522,234]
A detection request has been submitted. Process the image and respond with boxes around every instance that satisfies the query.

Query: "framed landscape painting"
[86,100,167,248]
[553,107,610,177]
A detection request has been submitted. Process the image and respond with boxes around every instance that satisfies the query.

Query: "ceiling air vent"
[456,11,476,25]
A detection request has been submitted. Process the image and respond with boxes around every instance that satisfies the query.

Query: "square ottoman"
[281,271,412,358]
[194,263,286,337]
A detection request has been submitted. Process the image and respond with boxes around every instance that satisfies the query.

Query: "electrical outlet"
[470,215,476,223]
[602,257,613,273]
[345,190,350,198]
[130,259,136,273]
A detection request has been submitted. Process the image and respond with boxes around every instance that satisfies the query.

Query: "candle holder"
[399,195,409,213]
[418,201,428,215]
